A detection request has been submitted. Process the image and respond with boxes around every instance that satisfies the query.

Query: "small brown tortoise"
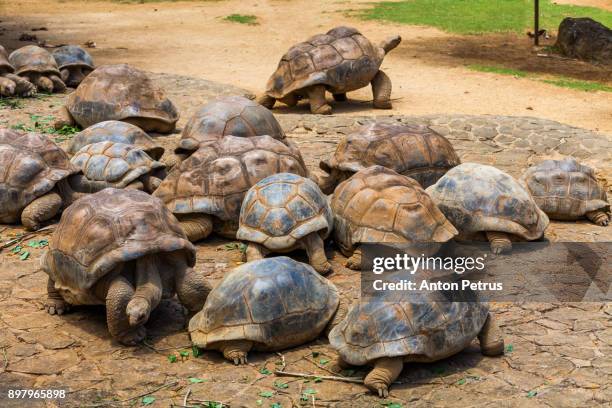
[332,166,458,269]
[0,45,36,97]
[42,188,211,345]
[173,95,287,165]
[55,64,179,133]
[9,45,66,93]
[258,26,401,114]
[0,129,82,230]
[70,142,167,193]
[521,158,609,226]
[427,163,549,254]
[189,257,345,364]
[329,290,504,397]
[237,173,334,274]
[153,135,309,242]
[52,45,95,88]
[68,120,164,160]
[317,122,461,193]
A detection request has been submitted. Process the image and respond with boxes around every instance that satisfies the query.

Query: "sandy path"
[1,0,611,133]
[555,0,612,11]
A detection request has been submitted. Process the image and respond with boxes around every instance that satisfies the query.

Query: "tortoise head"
[379,35,402,55]
[126,297,151,327]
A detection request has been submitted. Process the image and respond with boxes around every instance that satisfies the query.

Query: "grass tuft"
[223,14,258,25]
[468,64,529,77]
[359,0,612,34]
[541,78,612,92]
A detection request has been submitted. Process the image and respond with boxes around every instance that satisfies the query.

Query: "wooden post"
[534,0,540,45]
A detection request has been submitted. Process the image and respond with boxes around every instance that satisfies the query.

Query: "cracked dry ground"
[0,74,611,408]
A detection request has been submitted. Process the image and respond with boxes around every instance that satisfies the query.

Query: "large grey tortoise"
[154,135,308,242]
[70,141,167,193]
[189,257,345,364]
[258,26,401,114]
[316,122,460,194]
[426,163,549,254]
[173,95,287,165]
[329,290,504,397]
[9,45,66,93]
[237,173,333,275]
[68,120,164,160]
[0,45,36,97]
[55,64,179,133]
[52,45,95,87]
[41,188,211,345]
[521,158,609,226]
[0,129,83,230]
[332,166,458,269]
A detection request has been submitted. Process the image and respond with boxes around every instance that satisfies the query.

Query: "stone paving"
[0,73,610,407]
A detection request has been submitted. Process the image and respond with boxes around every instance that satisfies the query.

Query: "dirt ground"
[1,0,611,133]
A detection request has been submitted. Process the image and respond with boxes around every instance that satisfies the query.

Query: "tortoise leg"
[48,74,66,93]
[140,171,166,193]
[307,85,332,115]
[45,277,70,315]
[103,273,146,345]
[478,313,505,356]
[256,94,276,109]
[67,67,85,87]
[172,254,211,312]
[178,214,214,242]
[34,75,54,93]
[586,210,609,226]
[244,243,269,262]
[54,106,77,130]
[345,247,362,270]
[126,255,163,327]
[67,174,112,193]
[21,192,63,231]
[323,298,348,337]
[0,76,16,96]
[219,340,253,365]
[332,93,347,102]
[311,169,337,195]
[125,180,145,190]
[5,73,35,97]
[302,232,332,275]
[364,357,403,398]
[486,231,512,254]
[371,70,393,109]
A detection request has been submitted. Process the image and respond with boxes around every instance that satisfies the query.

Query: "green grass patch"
[359,0,612,34]
[223,14,258,25]
[541,77,612,92]
[0,98,23,109]
[466,63,612,92]
[467,64,529,77]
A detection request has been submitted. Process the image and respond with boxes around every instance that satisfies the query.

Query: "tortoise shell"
[331,166,457,252]
[329,290,489,366]
[65,64,179,132]
[41,188,194,305]
[69,120,164,160]
[154,135,308,222]
[189,257,339,351]
[426,163,549,240]
[176,95,286,155]
[71,141,165,188]
[237,173,333,251]
[0,129,77,223]
[322,122,460,188]
[0,45,14,75]
[265,26,384,98]
[521,158,609,220]
[9,45,61,76]
[52,45,94,70]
